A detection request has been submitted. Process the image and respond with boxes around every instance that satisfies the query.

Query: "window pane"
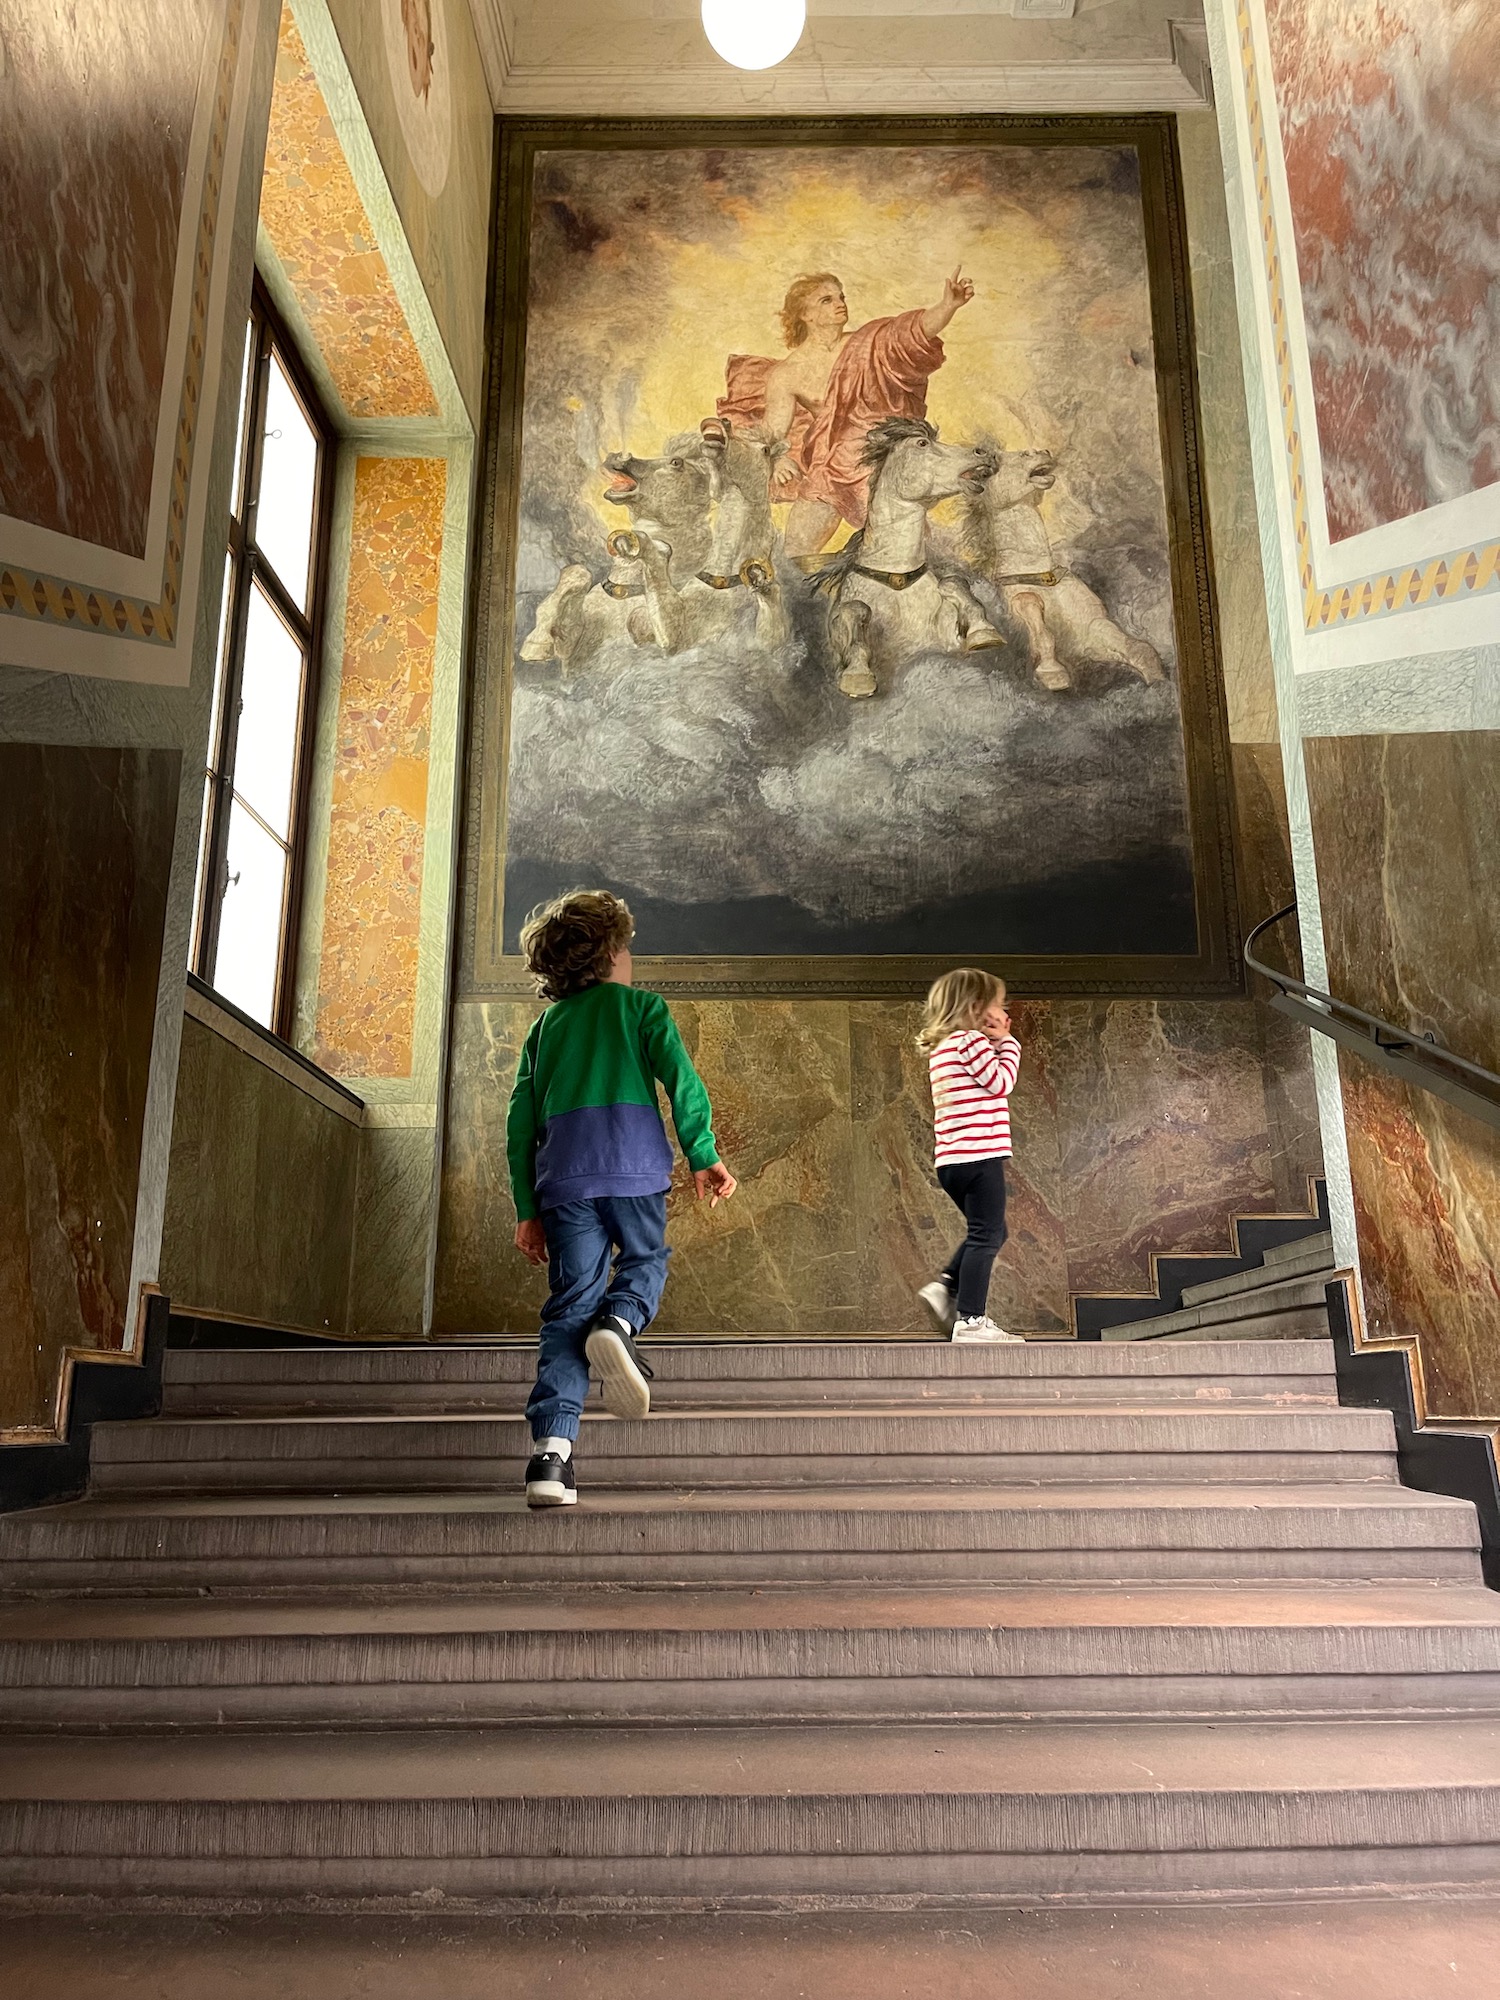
[213,800,287,1028]
[255,351,319,607]
[206,551,234,776]
[235,582,305,840]
[189,772,215,971]
[230,318,253,519]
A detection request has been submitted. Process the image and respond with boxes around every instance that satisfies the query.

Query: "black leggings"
[937,1157,1008,1319]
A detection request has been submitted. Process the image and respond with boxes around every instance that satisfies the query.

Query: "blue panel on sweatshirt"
[534,1099,675,1207]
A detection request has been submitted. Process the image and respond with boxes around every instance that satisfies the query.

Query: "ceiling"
[465,0,1212,117]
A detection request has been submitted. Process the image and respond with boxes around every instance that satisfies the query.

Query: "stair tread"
[93,1406,1393,1437]
[9,1480,1469,1524]
[1181,1249,1337,1309]
[1260,1229,1335,1269]
[6,1582,1500,1642]
[162,1338,1337,1380]
[7,1717,1500,1801]
[1103,1295,1330,1341]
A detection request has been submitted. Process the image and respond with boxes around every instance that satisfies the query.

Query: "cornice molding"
[491,57,1208,117]
[465,0,516,104]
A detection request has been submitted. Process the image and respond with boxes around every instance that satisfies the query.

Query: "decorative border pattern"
[1234,0,1500,636]
[0,0,244,649]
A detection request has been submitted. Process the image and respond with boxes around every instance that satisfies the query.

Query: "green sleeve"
[641,995,720,1171]
[505,1016,544,1221]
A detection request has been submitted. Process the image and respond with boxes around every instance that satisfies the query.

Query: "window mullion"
[247,547,314,648]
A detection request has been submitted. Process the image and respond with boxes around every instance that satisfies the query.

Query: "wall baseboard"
[0,1294,172,1515]
[1327,1276,1500,1593]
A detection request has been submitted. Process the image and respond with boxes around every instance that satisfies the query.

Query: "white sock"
[539,1435,572,1461]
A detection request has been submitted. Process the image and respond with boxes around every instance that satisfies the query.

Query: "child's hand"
[514,1218,547,1266]
[694,1163,738,1207]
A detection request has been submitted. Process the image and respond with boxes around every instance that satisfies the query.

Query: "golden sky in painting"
[524,146,1163,555]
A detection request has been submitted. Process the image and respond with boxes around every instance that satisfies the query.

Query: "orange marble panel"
[313,455,445,1078]
[259,5,436,420]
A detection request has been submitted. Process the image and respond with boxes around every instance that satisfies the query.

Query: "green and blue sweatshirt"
[506,981,720,1221]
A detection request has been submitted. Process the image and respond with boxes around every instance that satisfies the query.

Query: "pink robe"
[717,309,946,528]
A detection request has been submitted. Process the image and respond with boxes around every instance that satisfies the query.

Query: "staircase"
[3,1334,1500,1908]
[1101,1231,1339,1343]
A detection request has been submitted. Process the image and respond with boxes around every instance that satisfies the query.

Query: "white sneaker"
[917,1279,958,1334]
[952,1315,1025,1344]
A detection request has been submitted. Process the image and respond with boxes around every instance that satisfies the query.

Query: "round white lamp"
[700,0,806,70]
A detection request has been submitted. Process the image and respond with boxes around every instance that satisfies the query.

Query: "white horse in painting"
[958,447,1165,692]
[816,419,1003,699]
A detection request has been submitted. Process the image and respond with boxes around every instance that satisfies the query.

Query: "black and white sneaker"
[585,1312,654,1419]
[524,1451,577,1508]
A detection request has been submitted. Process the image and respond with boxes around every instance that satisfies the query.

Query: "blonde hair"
[917,967,1005,1052]
[780,271,843,348]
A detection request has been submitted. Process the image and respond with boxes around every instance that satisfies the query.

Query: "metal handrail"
[1244,904,1500,1133]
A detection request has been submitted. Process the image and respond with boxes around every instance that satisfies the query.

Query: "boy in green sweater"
[507,890,737,1507]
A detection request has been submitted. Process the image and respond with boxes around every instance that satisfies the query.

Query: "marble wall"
[0,746,180,1435]
[312,455,445,1076]
[259,5,436,420]
[1304,731,1500,1419]
[321,0,493,426]
[434,994,1321,1338]
[0,0,217,555]
[158,1013,361,1336]
[1262,0,1500,543]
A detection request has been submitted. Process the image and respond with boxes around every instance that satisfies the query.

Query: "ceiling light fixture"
[700,0,806,71]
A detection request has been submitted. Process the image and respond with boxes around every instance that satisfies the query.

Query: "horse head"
[861,418,998,509]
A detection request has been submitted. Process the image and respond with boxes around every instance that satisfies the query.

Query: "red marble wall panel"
[0,0,217,555]
[1304,731,1500,1421]
[0,746,180,1435]
[1263,0,1500,542]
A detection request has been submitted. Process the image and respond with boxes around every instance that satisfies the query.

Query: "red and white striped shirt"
[929,1029,1021,1165]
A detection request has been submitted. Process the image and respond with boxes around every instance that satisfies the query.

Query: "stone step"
[1102,1283,1333,1343]
[5,1717,1500,1902]
[158,1338,1340,1418]
[11,1899,1500,1996]
[1180,1250,1337,1312]
[83,1406,1398,1495]
[5,1584,1500,1729]
[0,1486,1479,1593]
[1259,1228,1335,1273]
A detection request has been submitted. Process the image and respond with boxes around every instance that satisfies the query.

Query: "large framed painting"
[465,115,1240,996]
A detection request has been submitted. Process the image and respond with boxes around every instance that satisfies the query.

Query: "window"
[192,283,333,1034]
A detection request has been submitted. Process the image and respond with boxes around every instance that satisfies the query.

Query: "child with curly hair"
[507,889,737,1506]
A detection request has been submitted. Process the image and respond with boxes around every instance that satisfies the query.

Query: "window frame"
[194,277,337,1040]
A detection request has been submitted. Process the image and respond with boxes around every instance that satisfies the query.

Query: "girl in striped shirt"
[916,967,1026,1344]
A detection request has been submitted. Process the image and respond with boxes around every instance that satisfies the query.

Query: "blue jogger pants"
[526,1191,671,1443]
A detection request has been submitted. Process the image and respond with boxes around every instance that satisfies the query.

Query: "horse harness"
[850,562,928,591]
[697,557,776,591]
